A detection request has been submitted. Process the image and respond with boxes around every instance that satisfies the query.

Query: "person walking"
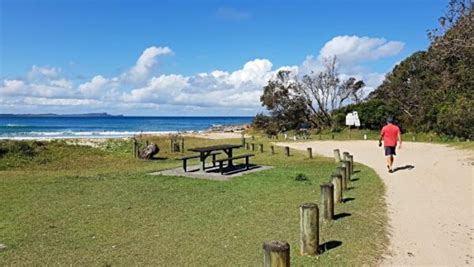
[379,117,402,173]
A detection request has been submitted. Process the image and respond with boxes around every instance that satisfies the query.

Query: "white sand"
[183,132,247,139]
[278,140,474,266]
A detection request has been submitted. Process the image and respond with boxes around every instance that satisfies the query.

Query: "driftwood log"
[138,144,160,159]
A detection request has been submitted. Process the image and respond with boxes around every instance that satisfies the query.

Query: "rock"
[0,243,7,251]
[138,144,160,160]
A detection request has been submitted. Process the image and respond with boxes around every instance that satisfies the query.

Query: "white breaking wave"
[0,130,190,140]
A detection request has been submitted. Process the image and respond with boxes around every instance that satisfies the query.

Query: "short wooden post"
[348,155,354,174]
[341,161,350,188]
[251,143,255,151]
[320,183,334,221]
[132,139,137,158]
[241,133,246,146]
[270,145,275,154]
[170,139,173,152]
[299,203,320,256]
[412,135,416,141]
[181,138,185,153]
[343,152,350,161]
[336,166,347,191]
[263,240,290,267]
[331,173,343,203]
[245,143,250,150]
[333,149,341,163]
[259,144,264,153]
[285,146,290,157]
[332,134,335,140]
[145,140,149,147]
[307,147,313,158]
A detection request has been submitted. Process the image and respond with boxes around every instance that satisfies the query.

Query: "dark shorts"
[384,146,396,156]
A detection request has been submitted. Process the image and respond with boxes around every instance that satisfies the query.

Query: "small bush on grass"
[294,173,308,181]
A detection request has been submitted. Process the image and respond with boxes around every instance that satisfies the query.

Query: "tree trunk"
[138,144,160,160]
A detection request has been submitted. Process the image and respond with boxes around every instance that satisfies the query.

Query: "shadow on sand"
[393,165,415,173]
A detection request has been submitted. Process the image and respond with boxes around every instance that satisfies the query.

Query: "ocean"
[0,116,253,139]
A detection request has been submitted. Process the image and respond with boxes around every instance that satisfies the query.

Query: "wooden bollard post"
[263,240,290,267]
[259,144,264,153]
[241,133,245,146]
[320,183,334,221]
[285,146,290,157]
[245,143,250,150]
[307,147,313,158]
[336,166,347,191]
[251,143,255,151]
[132,139,137,158]
[333,149,341,163]
[331,173,343,203]
[331,134,335,140]
[181,139,185,153]
[270,145,275,154]
[343,152,350,161]
[341,161,350,188]
[299,203,320,256]
[348,155,354,174]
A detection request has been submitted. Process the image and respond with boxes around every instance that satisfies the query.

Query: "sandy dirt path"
[278,141,474,266]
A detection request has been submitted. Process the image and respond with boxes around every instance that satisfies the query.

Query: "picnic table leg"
[212,153,217,167]
[245,156,249,170]
[224,148,234,167]
[183,159,187,172]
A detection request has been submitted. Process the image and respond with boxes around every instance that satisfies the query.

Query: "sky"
[0,0,448,116]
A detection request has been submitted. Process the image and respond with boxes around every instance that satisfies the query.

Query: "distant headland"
[0,113,123,117]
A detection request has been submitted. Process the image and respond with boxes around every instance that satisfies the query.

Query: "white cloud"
[319,35,404,63]
[0,80,26,96]
[23,97,102,106]
[125,46,173,82]
[78,75,113,97]
[123,74,189,103]
[28,65,60,79]
[2,36,404,114]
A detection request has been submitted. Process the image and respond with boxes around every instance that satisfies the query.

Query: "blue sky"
[1,0,448,115]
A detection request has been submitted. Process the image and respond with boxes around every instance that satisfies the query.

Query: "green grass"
[0,136,388,265]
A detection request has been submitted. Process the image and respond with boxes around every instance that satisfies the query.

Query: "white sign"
[345,111,360,127]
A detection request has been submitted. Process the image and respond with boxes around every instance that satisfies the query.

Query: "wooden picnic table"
[188,144,242,171]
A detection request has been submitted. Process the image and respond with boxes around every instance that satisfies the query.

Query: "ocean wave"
[0,130,182,140]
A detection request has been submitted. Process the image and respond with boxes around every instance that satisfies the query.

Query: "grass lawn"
[0,136,388,266]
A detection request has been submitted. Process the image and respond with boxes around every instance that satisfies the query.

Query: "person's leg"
[389,155,394,170]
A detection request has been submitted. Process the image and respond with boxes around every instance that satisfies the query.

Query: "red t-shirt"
[381,123,400,147]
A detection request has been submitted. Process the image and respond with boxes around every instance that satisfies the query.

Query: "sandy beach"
[278,140,474,266]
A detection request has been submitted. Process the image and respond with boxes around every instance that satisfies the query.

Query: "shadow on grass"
[148,157,168,160]
[334,212,351,220]
[351,178,359,182]
[320,240,342,253]
[205,164,261,175]
[343,197,355,203]
[346,186,356,191]
[353,170,361,174]
[393,165,415,173]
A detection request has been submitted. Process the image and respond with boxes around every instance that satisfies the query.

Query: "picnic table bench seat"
[178,152,221,172]
[213,154,255,174]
